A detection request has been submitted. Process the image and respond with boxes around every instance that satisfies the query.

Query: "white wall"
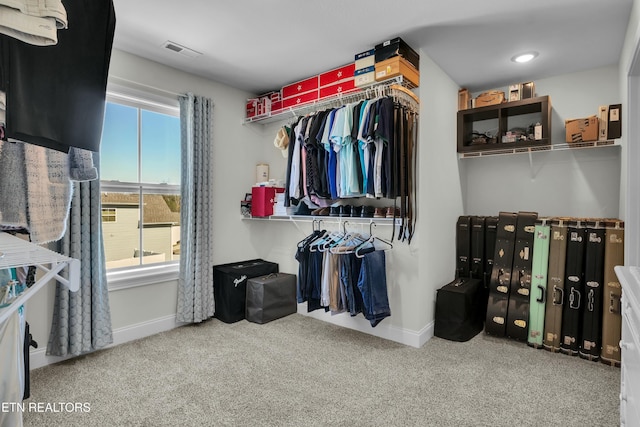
[619,0,640,264]
[463,66,622,219]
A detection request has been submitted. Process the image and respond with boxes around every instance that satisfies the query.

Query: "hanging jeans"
[357,250,391,327]
[339,254,363,316]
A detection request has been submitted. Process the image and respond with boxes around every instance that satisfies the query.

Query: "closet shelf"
[0,232,79,325]
[243,215,401,226]
[458,139,619,159]
[243,76,417,125]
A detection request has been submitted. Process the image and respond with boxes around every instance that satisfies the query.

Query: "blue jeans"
[357,251,391,327]
[339,254,363,316]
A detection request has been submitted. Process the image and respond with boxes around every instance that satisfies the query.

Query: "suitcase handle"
[569,288,581,309]
[552,286,564,305]
[537,285,545,303]
[587,289,594,312]
[609,292,621,314]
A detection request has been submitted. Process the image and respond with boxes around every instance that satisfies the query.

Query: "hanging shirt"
[322,108,339,200]
[289,120,304,201]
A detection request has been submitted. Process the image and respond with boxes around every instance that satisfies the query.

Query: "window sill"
[107,262,180,291]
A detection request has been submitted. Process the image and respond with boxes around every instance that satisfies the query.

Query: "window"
[100,89,181,275]
[101,208,117,222]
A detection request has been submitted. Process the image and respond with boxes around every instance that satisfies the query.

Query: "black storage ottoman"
[213,259,278,323]
[434,277,484,342]
[246,273,297,324]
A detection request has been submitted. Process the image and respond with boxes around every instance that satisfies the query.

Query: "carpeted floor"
[21,314,620,426]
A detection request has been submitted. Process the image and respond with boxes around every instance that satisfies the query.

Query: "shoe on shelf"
[386,207,400,218]
[330,206,340,217]
[361,206,375,218]
[311,207,330,216]
[351,206,363,217]
[340,205,352,217]
[373,207,386,218]
[295,202,311,216]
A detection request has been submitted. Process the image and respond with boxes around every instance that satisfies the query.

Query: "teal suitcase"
[528,222,551,348]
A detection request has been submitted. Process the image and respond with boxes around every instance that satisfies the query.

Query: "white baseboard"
[30,314,184,369]
[298,305,433,348]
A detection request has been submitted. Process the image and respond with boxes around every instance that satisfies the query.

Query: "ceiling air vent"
[162,41,202,58]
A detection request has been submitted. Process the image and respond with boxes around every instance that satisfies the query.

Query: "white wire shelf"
[458,139,619,158]
[0,232,80,325]
[242,215,400,225]
[243,76,417,125]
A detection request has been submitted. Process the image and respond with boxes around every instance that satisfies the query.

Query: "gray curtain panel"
[47,179,113,356]
[177,93,215,323]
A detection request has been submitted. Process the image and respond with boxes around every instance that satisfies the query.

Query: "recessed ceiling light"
[511,51,538,63]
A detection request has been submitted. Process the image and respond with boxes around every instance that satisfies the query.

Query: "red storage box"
[319,79,357,99]
[319,63,355,87]
[282,76,319,99]
[282,91,318,109]
[251,187,276,217]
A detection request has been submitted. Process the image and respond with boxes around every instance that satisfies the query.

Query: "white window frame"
[103,83,181,290]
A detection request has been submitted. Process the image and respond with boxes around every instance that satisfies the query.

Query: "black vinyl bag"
[434,277,484,342]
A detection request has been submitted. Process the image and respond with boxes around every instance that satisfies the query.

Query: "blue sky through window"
[101,102,180,185]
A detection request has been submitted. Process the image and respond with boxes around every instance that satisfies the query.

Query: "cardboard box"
[598,105,609,141]
[565,115,599,143]
[355,66,375,87]
[475,91,505,107]
[374,56,420,87]
[282,76,319,99]
[319,63,355,87]
[319,79,357,99]
[374,37,420,70]
[508,84,521,102]
[355,49,375,70]
[458,88,470,110]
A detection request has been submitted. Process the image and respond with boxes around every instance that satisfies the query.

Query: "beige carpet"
[22,314,620,426]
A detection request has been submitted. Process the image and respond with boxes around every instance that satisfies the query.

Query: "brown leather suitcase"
[543,219,569,352]
[601,221,624,366]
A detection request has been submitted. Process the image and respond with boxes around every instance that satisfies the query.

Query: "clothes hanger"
[354,222,394,258]
[389,84,420,105]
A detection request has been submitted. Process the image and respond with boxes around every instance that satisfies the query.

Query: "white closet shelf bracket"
[0,232,80,325]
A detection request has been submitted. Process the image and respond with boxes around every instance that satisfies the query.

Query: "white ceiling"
[111,0,634,95]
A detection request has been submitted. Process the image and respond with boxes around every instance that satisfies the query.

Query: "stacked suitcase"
[444,213,625,365]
